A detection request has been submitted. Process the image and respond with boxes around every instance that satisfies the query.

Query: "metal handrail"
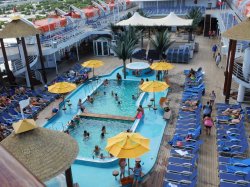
[11,55,38,72]
[233,62,250,84]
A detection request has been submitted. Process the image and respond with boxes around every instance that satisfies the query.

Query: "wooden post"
[225,40,237,104]
[65,167,74,187]
[223,40,232,95]
[21,37,33,90]
[0,38,14,84]
[36,34,47,83]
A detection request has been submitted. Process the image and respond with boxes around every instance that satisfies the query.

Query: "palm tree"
[110,26,139,79]
[186,7,203,41]
[150,29,171,60]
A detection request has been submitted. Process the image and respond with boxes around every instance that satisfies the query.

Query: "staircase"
[11,55,38,77]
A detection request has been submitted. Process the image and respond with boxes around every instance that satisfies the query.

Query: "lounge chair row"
[215,103,250,187]
[0,87,60,126]
[163,69,205,187]
[49,63,91,84]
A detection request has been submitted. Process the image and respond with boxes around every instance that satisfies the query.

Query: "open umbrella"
[150,61,175,71]
[150,62,174,80]
[139,81,169,109]
[48,82,76,109]
[106,132,150,174]
[12,119,37,134]
[82,60,104,77]
[1,120,78,186]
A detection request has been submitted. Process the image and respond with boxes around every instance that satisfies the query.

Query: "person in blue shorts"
[132,162,142,187]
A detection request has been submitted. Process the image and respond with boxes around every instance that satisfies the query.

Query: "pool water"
[84,80,140,117]
[70,117,133,158]
[45,67,169,187]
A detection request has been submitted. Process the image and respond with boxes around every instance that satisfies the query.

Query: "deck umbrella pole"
[153,92,157,110]
[93,68,95,77]
[128,158,130,175]
[65,167,74,187]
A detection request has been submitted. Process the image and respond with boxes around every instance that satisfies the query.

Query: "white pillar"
[237,84,245,103]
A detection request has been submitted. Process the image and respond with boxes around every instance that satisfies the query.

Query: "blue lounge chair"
[165,169,197,181]
[220,179,250,187]
[163,178,197,187]
[168,156,197,166]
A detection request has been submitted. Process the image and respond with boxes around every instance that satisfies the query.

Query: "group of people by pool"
[67,115,81,129]
[111,91,122,105]
[88,126,108,158]
[119,157,143,187]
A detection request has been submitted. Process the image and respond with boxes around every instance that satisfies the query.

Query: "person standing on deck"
[215,53,222,67]
[212,44,217,58]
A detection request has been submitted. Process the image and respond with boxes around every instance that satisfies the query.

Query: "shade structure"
[82,60,104,68]
[1,127,78,182]
[0,145,44,187]
[139,81,169,93]
[140,81,169,109]
[82,60,104,76]
[158,12,193,27]
[116,12,154,26]
[222,17,250,41]
[116,12,193,27]
[12,119,37,134]
[48,82,76,94]
[150,62,175,71]
[105,132,150,158]
[0,16,41,38]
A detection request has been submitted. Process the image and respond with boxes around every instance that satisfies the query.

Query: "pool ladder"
[50,121,66,131]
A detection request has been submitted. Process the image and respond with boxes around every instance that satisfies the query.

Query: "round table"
[126,62,151,76]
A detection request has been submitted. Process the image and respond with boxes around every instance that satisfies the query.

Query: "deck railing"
[233,62,250,84]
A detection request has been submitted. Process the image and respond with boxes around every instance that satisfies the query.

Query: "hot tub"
[126,62,151,76]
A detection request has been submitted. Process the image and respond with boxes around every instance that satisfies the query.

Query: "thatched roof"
[0,145,44,187]
[0,16,41,39]
[222,17,250,41]
[1,127,78,182]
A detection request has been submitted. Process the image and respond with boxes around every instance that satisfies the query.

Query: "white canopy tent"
[116,12,193,27]
[158,12,193,26]
[116,12,155,26]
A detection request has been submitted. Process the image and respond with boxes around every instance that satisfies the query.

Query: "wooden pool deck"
[79,112,136,121]
[142,36,250,187]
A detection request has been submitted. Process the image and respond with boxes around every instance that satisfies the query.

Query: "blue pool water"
[71,90,168,187]
[45,66,168,187]
[70,118,133,158]
[84,80,140,117]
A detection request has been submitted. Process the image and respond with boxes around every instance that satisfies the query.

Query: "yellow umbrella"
[82,60,104,77]
[48,82,76,94]
[150,61,175,71]
[106,132,150,158]
[106,132,150,174]
[12,119,37,134]
[48,82,76,109]
[140,81,169,109]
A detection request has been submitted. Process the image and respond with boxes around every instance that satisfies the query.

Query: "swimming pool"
[84,80,140,117]
[45,66,168,187]
[70,117,133,158]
